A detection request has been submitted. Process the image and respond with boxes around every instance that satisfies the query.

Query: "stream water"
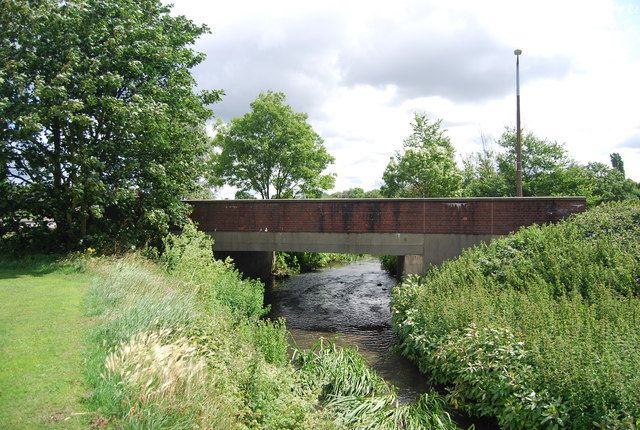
[266,258,497,429]
[267,258,429,402]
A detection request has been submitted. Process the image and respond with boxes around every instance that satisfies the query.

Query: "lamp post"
[514,49,523,197]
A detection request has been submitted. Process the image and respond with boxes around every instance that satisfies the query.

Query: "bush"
[379,255,399,276]
[161,222,266,321]
[392,201,640,428]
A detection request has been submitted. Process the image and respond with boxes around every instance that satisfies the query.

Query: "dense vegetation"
[0,0,220,252]
[83,224,456,428]
[461,131,639,205]
[392,201,640,428]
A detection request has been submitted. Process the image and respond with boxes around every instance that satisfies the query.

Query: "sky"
[170,0,640,195]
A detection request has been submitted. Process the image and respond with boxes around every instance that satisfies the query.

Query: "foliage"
[610,152,625,174]
[213,91,335,199]
[295,341,458,430]
[274,251,363,276]
[462,129,640,205]
[392,201,640,428]
[379,255,399,276]
[84,253,333,429]
[0,0,220,251]
[326,187,383,198]
[495,128,570,196]
[161,222,265,321]
[382,113,462,198]
[461,139,510,197]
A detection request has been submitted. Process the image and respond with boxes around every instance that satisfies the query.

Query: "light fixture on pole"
[514,49,523,197]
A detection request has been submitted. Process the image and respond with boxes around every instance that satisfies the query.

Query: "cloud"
[618,131,640,149]
[341,16,572,104]
[172,0,640,185]
[191,10,346,120]
[189,0,573,121]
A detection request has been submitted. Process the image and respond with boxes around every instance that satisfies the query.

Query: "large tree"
[0,0,220,250]
[495,128,570,196]
[381,113,462,197]
[213,91,335,199]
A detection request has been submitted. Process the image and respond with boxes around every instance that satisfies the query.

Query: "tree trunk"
[52,121,74,249]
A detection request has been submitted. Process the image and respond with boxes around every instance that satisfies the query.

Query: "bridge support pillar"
[397,254,426,276]
[214,251,274,284]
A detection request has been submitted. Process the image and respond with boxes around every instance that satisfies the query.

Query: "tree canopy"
[213,91,335,199]
[462,128,639,205]
[381,113,462,198]
[0,0,220,251]
[327,187,382,198]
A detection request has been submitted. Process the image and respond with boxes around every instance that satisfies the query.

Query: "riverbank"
[0,225,458,429]
[393,201,640,428]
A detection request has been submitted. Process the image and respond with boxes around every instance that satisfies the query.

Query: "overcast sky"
[171,0,640,195]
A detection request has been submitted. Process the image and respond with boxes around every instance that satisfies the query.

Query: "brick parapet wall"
[186,198,586,236]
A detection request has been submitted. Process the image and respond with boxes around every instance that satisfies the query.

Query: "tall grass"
[295,341,458,430]
[392,201,640,428]
[83,233,332,428]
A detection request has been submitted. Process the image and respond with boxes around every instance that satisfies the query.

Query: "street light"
[514,49,523,197]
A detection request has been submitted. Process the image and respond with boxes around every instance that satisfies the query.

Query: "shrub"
[161,222,266,321]
[392,201,640,428]
[274,251,364,276]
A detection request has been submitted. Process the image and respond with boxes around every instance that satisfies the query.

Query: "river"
[266,257,497,429]
[267,258,429,402]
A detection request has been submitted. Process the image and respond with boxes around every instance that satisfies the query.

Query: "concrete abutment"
[214,251,274,283]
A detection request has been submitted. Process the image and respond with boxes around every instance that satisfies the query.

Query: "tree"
[0,0,220,250]
[381,113,462,197]
[610,152,625,175]
[327,187,383,198]
[581,162,639,205]
[461,129,639,205]
[213,91,335,199]
[461,135,509,197]
[495,128,570,196]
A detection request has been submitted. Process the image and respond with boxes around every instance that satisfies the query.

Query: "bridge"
[187,197,586,280]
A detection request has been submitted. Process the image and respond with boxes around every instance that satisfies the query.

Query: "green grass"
[0,260,91,429]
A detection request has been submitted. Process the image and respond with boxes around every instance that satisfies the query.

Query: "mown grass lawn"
[0,261,91,429]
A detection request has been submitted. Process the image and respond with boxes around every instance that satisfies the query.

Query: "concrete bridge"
[187,197,586,280]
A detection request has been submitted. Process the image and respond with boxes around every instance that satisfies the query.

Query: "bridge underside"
[209,231,498,277]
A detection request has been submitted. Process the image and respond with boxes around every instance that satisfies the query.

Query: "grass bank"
[84,224,457,429]
[0,258,90,429]
[392,201,640,428]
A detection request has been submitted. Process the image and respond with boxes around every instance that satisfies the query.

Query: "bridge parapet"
[186,197,586,278]
[188,197,585,236]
